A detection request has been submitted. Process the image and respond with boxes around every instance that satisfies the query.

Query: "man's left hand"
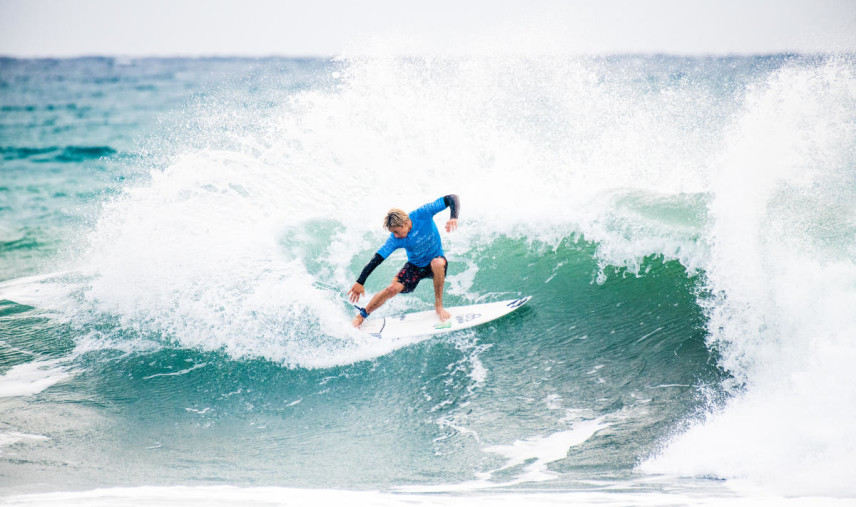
[348,283,365,302]
[445,219,458,232]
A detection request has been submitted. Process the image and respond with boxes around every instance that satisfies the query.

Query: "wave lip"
[643,58,856,498]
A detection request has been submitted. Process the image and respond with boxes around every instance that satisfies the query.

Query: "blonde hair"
[383,208,409,230]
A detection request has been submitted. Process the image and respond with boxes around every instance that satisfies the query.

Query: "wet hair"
[383,208,409,230]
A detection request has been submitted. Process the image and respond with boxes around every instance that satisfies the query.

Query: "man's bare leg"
[352,280,404,327]
[431,257,451,321]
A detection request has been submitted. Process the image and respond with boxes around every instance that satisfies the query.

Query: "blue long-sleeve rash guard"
[356,195,459,285]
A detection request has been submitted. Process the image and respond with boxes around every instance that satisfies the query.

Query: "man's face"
[389,221,412,239]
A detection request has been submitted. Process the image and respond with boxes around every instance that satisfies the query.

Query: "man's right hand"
[348,283,365,302]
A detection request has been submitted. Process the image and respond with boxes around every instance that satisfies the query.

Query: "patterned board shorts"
[395,256,447,294]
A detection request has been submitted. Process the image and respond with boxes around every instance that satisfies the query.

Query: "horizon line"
[2,50,852,61]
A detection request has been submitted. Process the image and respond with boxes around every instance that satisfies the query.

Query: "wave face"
[1,55,854,498]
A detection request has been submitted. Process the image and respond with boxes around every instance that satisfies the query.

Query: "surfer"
[349,195,460,328]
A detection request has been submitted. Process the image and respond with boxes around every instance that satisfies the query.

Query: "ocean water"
[1,54,855,505]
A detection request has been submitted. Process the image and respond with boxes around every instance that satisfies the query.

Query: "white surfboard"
[359,296,531,339]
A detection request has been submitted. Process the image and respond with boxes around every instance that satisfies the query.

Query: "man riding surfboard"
[349,195,460,328]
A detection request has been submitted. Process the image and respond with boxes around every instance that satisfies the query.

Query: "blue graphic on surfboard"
[359,297,531,339]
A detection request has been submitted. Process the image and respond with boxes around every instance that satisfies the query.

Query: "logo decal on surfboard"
[456,313,481,324]
[433,321,453,329]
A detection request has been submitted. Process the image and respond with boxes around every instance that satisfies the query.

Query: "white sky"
[1,0,854,57]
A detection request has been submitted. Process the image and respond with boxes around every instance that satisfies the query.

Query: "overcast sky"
[1,0,854,57]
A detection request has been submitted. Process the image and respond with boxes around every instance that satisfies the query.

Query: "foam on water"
[3,484,850,507]
[478,419,610,486]
[0,359,74,398]
[0,432,49,460]
[397,418,609,493]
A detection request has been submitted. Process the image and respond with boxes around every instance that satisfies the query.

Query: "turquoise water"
[1,55,855,502]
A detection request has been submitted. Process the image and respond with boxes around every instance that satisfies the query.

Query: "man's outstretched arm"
[349,253,385,302]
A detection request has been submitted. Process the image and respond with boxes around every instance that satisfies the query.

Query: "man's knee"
[430,257,447,271]
[386,281,405,296]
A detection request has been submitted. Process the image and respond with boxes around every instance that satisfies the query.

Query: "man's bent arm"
[443,194,459,219]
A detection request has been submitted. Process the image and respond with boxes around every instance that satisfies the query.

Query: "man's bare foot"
[436,306,451,321]
[352,314,365,328]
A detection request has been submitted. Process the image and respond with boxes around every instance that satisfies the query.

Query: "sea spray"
[19,55,725,368]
